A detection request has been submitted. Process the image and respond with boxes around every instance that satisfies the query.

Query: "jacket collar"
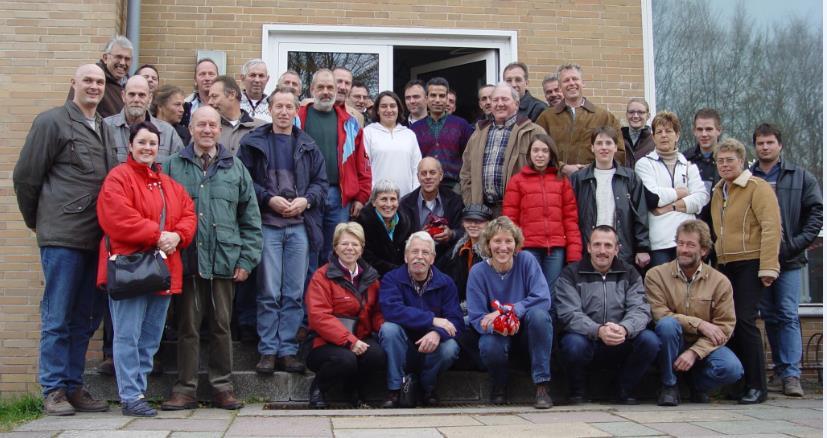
[732,169,753,187]
[553,97,597,114]
[644,149,688,165]
[242,123,316,154]
[579,161,633,180]
[388,263,453,293]
[125,154,163,182]
[476,113,532,131]
[576,255,627,275]
[64,100,101,125]
[109,109,153,128]
[325,257,379,289]
[668,259,711,281]
[179,142,234,168]
[96,59,122,86]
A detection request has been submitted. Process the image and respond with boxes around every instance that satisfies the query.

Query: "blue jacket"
[379,265,464,341]
[237,124,328,248]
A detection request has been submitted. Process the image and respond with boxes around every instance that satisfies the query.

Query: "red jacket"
[297,103,372,206]
[503,165,582,263]
[306,260,384,349]
[96,157,197,294]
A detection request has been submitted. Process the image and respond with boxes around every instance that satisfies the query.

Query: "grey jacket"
[13,101,115,250]
[220,110,266,155]
[104,110,184,163]
[554,257,651,340]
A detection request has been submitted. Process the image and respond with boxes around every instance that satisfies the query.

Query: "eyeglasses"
[716,157,739,165]
[626,110,647,116]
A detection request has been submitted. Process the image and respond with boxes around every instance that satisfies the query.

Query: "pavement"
[2,396,822,438]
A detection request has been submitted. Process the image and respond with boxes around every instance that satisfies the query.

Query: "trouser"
[306,336,386,393]
[173,276,235,397]
[759,268,803,379]
[110,293,170,401]
[525,247,565,313]
[650,247,677,268]
[654,317,744,392]
[234,270,258,329]
[453,323,484,371]
[378,322,460,392]
[478,307,553,386]
[38,247,105,396]
[719,259,768,391]
[559,329,660,395]
[307,186,350,279]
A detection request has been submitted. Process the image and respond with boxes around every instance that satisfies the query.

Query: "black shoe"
[739,388,767,404]
[308,378,328,409]
[490,385,507,405]
[381,390,400,409]
[616,388,639,405]
[657,385,680,407]
[534,383,553,409]
[422,391,439,407]
[568,394,585,405]
[690,388,710,403]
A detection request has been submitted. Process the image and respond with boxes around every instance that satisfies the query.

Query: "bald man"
[400,156,465,264]
[14,64,115,415]
[104,75,183,163]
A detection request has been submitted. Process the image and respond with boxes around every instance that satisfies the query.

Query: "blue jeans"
[525,247,565,312]
[479,307,553,386]
[378,322,460,392]
[258,224,309,356]
[109,293,170,402]
[308,186,351,277]
[559,329,660,395]
[654,317,743,391]
[38,247,105,396]
[649,248,676,267]
[759,268,803,378]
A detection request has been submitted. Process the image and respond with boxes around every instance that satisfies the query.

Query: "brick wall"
[0,0,122,396]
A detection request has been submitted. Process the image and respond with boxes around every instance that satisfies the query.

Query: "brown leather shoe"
[212,390,243,410]
[256,354,276,374]
[44,389,75,416]
[97,356,115,376]
[280,355,306,374]
[67,387,109,412]
[161,392,198,411]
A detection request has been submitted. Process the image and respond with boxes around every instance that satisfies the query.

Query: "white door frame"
[409,50,498,85]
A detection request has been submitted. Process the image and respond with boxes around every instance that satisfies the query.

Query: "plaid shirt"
[482,114,518,202]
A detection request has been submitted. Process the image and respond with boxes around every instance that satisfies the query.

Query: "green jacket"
[164,143,262,279]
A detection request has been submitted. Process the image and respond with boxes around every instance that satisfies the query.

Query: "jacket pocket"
[213,226,242,277]
[62,193,92,214]
[69,140,95,174]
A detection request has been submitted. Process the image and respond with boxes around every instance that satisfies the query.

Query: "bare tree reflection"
[287,52,380,99]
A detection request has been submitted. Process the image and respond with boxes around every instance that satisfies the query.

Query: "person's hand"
[282,197,308,217]
[351,339,370,356]
[675,187,689,199]
[431,226,452,243]
[561,164,584,177]
[635,252,651,269]
[433,317,456,337]
[233,267,250,282]
[652,204,673,216]
[415,331,440,353]
[697,321,727,346]
[268,196,291,214]
[480,310,501,332]
[760,276,775,287]
[157,231,181,255]
[350,201,364,218]
[673,349,698,372]
[598,322,626,346]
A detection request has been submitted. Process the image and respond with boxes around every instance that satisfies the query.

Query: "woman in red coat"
[503,133,581,296]
[96,121,196,417]
[305,221,386,409]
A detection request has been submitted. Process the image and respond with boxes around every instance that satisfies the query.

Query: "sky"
[707,0,822,29]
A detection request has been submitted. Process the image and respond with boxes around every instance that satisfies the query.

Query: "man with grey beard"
[104,75,184,163]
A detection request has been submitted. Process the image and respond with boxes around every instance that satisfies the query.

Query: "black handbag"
[105,186,172,300]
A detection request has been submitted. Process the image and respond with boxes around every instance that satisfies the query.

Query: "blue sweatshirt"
[466,251,551,334]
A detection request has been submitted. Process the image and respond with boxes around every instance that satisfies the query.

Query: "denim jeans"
[38,247,105,396]
[479,307,553,386]
[759,268,802,378]
[378,322,460,392]
[525,247,565,313]
[257,224,309,356]
[649,248,676,268]
[109,293,170,402]
[654,317,743,391]
[308,185,351,277]
[559,329,660,395]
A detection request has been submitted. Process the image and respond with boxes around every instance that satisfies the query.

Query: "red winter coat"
[96,157,197,294]
[297,103,372,206]
[503,165,582,263]
[306,259,384,349]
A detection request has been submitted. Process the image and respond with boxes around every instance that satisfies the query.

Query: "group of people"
[13,36,822,417]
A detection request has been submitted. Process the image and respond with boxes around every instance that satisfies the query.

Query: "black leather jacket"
[569,162,650,264]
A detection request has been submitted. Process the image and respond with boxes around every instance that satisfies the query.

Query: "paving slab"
[614,408,752,423]
[643,422,724,437]
[519,411,624,424]
[239,405,549,417]
[169,433,224,438]
[438,422,611,438]
[153,409,195,419]
[16,418,130,432]
[590,421,663,436]
[332,415,481,429]
[332,428,443,438]
[691,419,820,435]
[0,433,56,438]
[188,409,236,420]
[56,432,169,438]
[124,419,229,432]
[225,417,331,437]
[736,406,823,421]
[764,398,823,408]
[471,414,532,425]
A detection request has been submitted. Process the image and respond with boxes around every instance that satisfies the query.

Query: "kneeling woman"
[97,121,196,416]
[306,222,386,408]
[466,217,554,409]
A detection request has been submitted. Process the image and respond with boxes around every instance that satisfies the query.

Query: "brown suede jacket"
[536,97,626,166]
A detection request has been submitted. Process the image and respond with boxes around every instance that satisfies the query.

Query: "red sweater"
[96,157,197,294]
[306,262,384,349]
[503,165,582,263]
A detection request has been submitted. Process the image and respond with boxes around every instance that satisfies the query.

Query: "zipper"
[602,274,608,324]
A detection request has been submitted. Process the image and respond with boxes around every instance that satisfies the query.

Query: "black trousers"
[719,259,767,391]
[306,336,386,393]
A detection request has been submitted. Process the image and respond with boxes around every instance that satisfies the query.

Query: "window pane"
[287,52,379,99]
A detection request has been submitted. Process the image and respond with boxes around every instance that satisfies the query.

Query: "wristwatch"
[672,204,676,211]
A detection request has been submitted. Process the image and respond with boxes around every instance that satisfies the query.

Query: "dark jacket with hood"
[356,204,415,276]
[518,90,548,122]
